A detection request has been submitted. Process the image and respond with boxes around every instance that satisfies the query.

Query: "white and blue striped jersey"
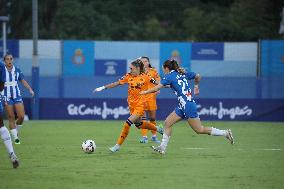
[1,66,24,99]
[160,70,196,109]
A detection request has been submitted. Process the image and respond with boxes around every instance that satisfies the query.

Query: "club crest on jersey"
[72,48,85,65]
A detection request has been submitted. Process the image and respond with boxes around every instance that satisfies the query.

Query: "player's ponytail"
[163,59,186,75]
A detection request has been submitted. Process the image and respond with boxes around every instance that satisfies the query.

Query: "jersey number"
[177,78,192,101]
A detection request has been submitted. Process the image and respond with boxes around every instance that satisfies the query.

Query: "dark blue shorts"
[6,97,23,106]
[175,101,199,119]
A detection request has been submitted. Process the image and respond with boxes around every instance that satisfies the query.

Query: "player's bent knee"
[134,122,142,129]
[17,115,25,122]
[149,118,156,122]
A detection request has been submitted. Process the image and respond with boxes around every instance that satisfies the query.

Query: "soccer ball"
[81,140,96,153]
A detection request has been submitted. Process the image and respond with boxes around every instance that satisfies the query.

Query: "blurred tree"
[229,0,279,41]
[1,0,283,41]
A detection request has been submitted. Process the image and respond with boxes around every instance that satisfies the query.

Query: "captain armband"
[150,78,156,84]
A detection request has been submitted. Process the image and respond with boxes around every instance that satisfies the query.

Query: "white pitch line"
[182,147,281,151]
[260,148,281,151]
[183,147,207,150]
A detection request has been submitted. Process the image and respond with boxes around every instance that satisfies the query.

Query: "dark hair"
[163,59,186,75]
[3,54,13,61]
[131,59,145,74]
[140,56,152,68]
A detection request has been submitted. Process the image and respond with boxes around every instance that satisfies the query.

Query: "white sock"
[0,126,15,154]
[10,128,19,140]
[210,127,226,136]
[17,124,23,132]
[160,134,170,150]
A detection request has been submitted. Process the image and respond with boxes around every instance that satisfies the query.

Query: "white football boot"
[151,146,166,155]
[109,144,120,153]
[226,129,234,144]
[9,152,19,168]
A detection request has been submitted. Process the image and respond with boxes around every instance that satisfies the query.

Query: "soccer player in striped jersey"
[141,60,234,154]
[2,54,34,144]
[0,55,19,168]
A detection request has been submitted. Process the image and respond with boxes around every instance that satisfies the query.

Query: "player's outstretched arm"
[93,81,121,93]
[141,83,164,95]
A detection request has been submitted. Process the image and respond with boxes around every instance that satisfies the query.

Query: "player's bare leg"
[188,118,234,144]
[152,111,181,154]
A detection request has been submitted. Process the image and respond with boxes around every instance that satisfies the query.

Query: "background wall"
[1,39,284,121]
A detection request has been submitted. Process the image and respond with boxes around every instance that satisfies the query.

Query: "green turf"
[0,121,284,189]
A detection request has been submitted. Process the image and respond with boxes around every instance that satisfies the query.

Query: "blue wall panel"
[261,40,284,76]
[63,40,94,76]
[191,42,224,60]
[34,98,284,121]
[0,40,19,57]
[160,42,192,72]
[95,41,159,60]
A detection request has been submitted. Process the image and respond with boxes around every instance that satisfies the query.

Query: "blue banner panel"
[63,40,94,76]
[38,98,284,121]
[261,40,284,76]
[0,40,19,57]
[195,99,284,121]
[39,99,130,120]
[191,42,224,60]
[160,42,191,72]
[95,59,126,76]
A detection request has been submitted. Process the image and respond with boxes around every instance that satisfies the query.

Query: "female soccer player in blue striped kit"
[141,59,234,154]
[0,56,19,168]
[2,54,34,144]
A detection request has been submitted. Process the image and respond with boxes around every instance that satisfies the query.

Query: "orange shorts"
[144,99,157,111]
[129,103,144,117]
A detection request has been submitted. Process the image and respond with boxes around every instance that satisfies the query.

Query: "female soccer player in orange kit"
[93,59,163,152]
[139,56,161,144]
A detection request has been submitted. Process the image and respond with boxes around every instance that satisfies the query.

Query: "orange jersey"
[119,73,153,108]
[145,68,160,101]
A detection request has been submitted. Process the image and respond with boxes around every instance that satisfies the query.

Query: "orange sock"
[141,129,148,137]
[117,122,131,145]
[150,120,157,135]
[140,121,157,131]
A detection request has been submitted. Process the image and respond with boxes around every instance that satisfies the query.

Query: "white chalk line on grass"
[182,147,282,151]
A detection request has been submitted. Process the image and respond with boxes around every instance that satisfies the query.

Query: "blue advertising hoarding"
[63,40,94,76]
[36,98,284,121]
[39,98,129,120]
[191,42,224,60]
[0,40,19,57]
[261,40,284,76]
[95,59,127,76]
[160,42,192,73]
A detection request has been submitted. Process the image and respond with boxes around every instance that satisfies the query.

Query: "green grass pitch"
[0,120,284,189]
